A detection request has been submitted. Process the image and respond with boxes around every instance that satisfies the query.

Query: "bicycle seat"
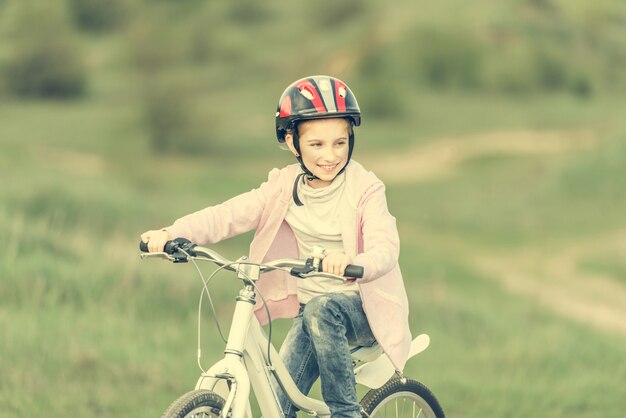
[350,343,384,364]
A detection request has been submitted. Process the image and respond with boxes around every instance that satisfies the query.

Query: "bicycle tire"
[360,377,445,418]
[161,389,225,418]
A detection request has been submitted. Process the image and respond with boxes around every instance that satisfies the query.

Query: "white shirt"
[284,172,360,304]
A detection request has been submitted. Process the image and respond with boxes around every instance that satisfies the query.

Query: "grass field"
[2,1,626,416]
[2,92,625,417]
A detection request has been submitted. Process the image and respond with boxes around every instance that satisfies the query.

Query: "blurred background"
[1,0,625,416]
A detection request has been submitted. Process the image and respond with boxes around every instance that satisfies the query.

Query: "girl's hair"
[287,117,353,138]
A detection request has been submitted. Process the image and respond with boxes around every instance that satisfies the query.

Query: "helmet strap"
[292,127,319,181]
[335,131,354,177]
[292,172,306,206]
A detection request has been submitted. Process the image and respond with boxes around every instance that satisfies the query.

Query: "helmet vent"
[300,88,314,100]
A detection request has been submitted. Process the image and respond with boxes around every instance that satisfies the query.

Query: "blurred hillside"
[1,1,626,417]
[1,0,626,152]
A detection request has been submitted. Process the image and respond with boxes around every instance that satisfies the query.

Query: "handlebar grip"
[314,262,364,278]
[344,264,364,279]
[139,239,192,255]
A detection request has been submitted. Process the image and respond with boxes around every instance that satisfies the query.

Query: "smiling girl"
[141,75,411,418]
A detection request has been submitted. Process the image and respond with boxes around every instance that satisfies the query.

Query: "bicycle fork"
[195,280,258,418]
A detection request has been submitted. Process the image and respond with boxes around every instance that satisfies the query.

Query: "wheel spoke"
[416,405,423,418]
[366,389,438,418]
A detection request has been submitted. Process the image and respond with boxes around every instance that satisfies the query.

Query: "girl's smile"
[317,162,340,173]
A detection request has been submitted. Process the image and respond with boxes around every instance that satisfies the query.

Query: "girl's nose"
[323,146,335,161]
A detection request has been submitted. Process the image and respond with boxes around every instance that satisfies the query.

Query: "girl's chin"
[315,171,335,179]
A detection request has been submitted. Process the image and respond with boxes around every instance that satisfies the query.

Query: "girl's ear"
[284,132,299,157]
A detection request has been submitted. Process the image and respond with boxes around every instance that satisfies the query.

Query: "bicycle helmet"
[275,76,361,205]
[276,75,361,143]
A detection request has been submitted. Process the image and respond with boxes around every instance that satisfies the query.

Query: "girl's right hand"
[140,229,172,253]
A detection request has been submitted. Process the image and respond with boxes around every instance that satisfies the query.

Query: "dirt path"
[385,129,626,336]
[403,222,626,337]
[361,129,596,183]
[471,231,626,337]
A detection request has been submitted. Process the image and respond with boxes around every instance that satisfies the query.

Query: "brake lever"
[289,257,316,278]
[289,266,315,277]
[140,252,177,261]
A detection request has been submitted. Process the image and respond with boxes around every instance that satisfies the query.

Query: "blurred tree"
[227,0,272,25]
[187,20,216,64]
[411,28,484,90]
[142,78,192,153]
[356,46,409,120]
[128,16,210,154]
[532,43,569,91]
[67,0,129,33]
[312,0,365,28]
[3,2,86,98]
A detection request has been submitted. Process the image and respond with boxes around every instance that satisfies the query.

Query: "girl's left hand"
[322,252,353,277]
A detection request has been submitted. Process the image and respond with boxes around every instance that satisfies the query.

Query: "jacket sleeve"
[164,168,281,244]
[352,182,400,282]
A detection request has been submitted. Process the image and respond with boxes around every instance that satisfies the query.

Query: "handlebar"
[139,238,364,280]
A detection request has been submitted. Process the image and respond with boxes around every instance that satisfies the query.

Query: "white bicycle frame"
[194,270,430,418]
[142,244,430,418]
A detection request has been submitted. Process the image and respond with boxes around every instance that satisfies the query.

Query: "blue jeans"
[277,292,376,418]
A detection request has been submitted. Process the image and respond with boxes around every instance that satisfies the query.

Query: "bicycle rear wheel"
[360,377,445,418]
[161,389,225,418]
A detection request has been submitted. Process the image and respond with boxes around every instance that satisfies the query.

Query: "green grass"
[578,257,626,285]
[0,305,202,416]
[3,95,626,417]
[3,121,626,417]
[398,243,626,417]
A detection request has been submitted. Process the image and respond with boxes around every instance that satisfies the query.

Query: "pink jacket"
[165,160,412,371]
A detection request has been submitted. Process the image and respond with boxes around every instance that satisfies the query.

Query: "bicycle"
[139,238,445,418]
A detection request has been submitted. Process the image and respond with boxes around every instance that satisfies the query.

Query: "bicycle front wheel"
[161,389,225,418]
[360,377,445,418]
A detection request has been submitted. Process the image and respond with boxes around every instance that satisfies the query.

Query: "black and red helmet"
[275,75,361,143]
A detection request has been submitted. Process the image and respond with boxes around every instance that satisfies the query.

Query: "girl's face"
[286,118,351,188]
